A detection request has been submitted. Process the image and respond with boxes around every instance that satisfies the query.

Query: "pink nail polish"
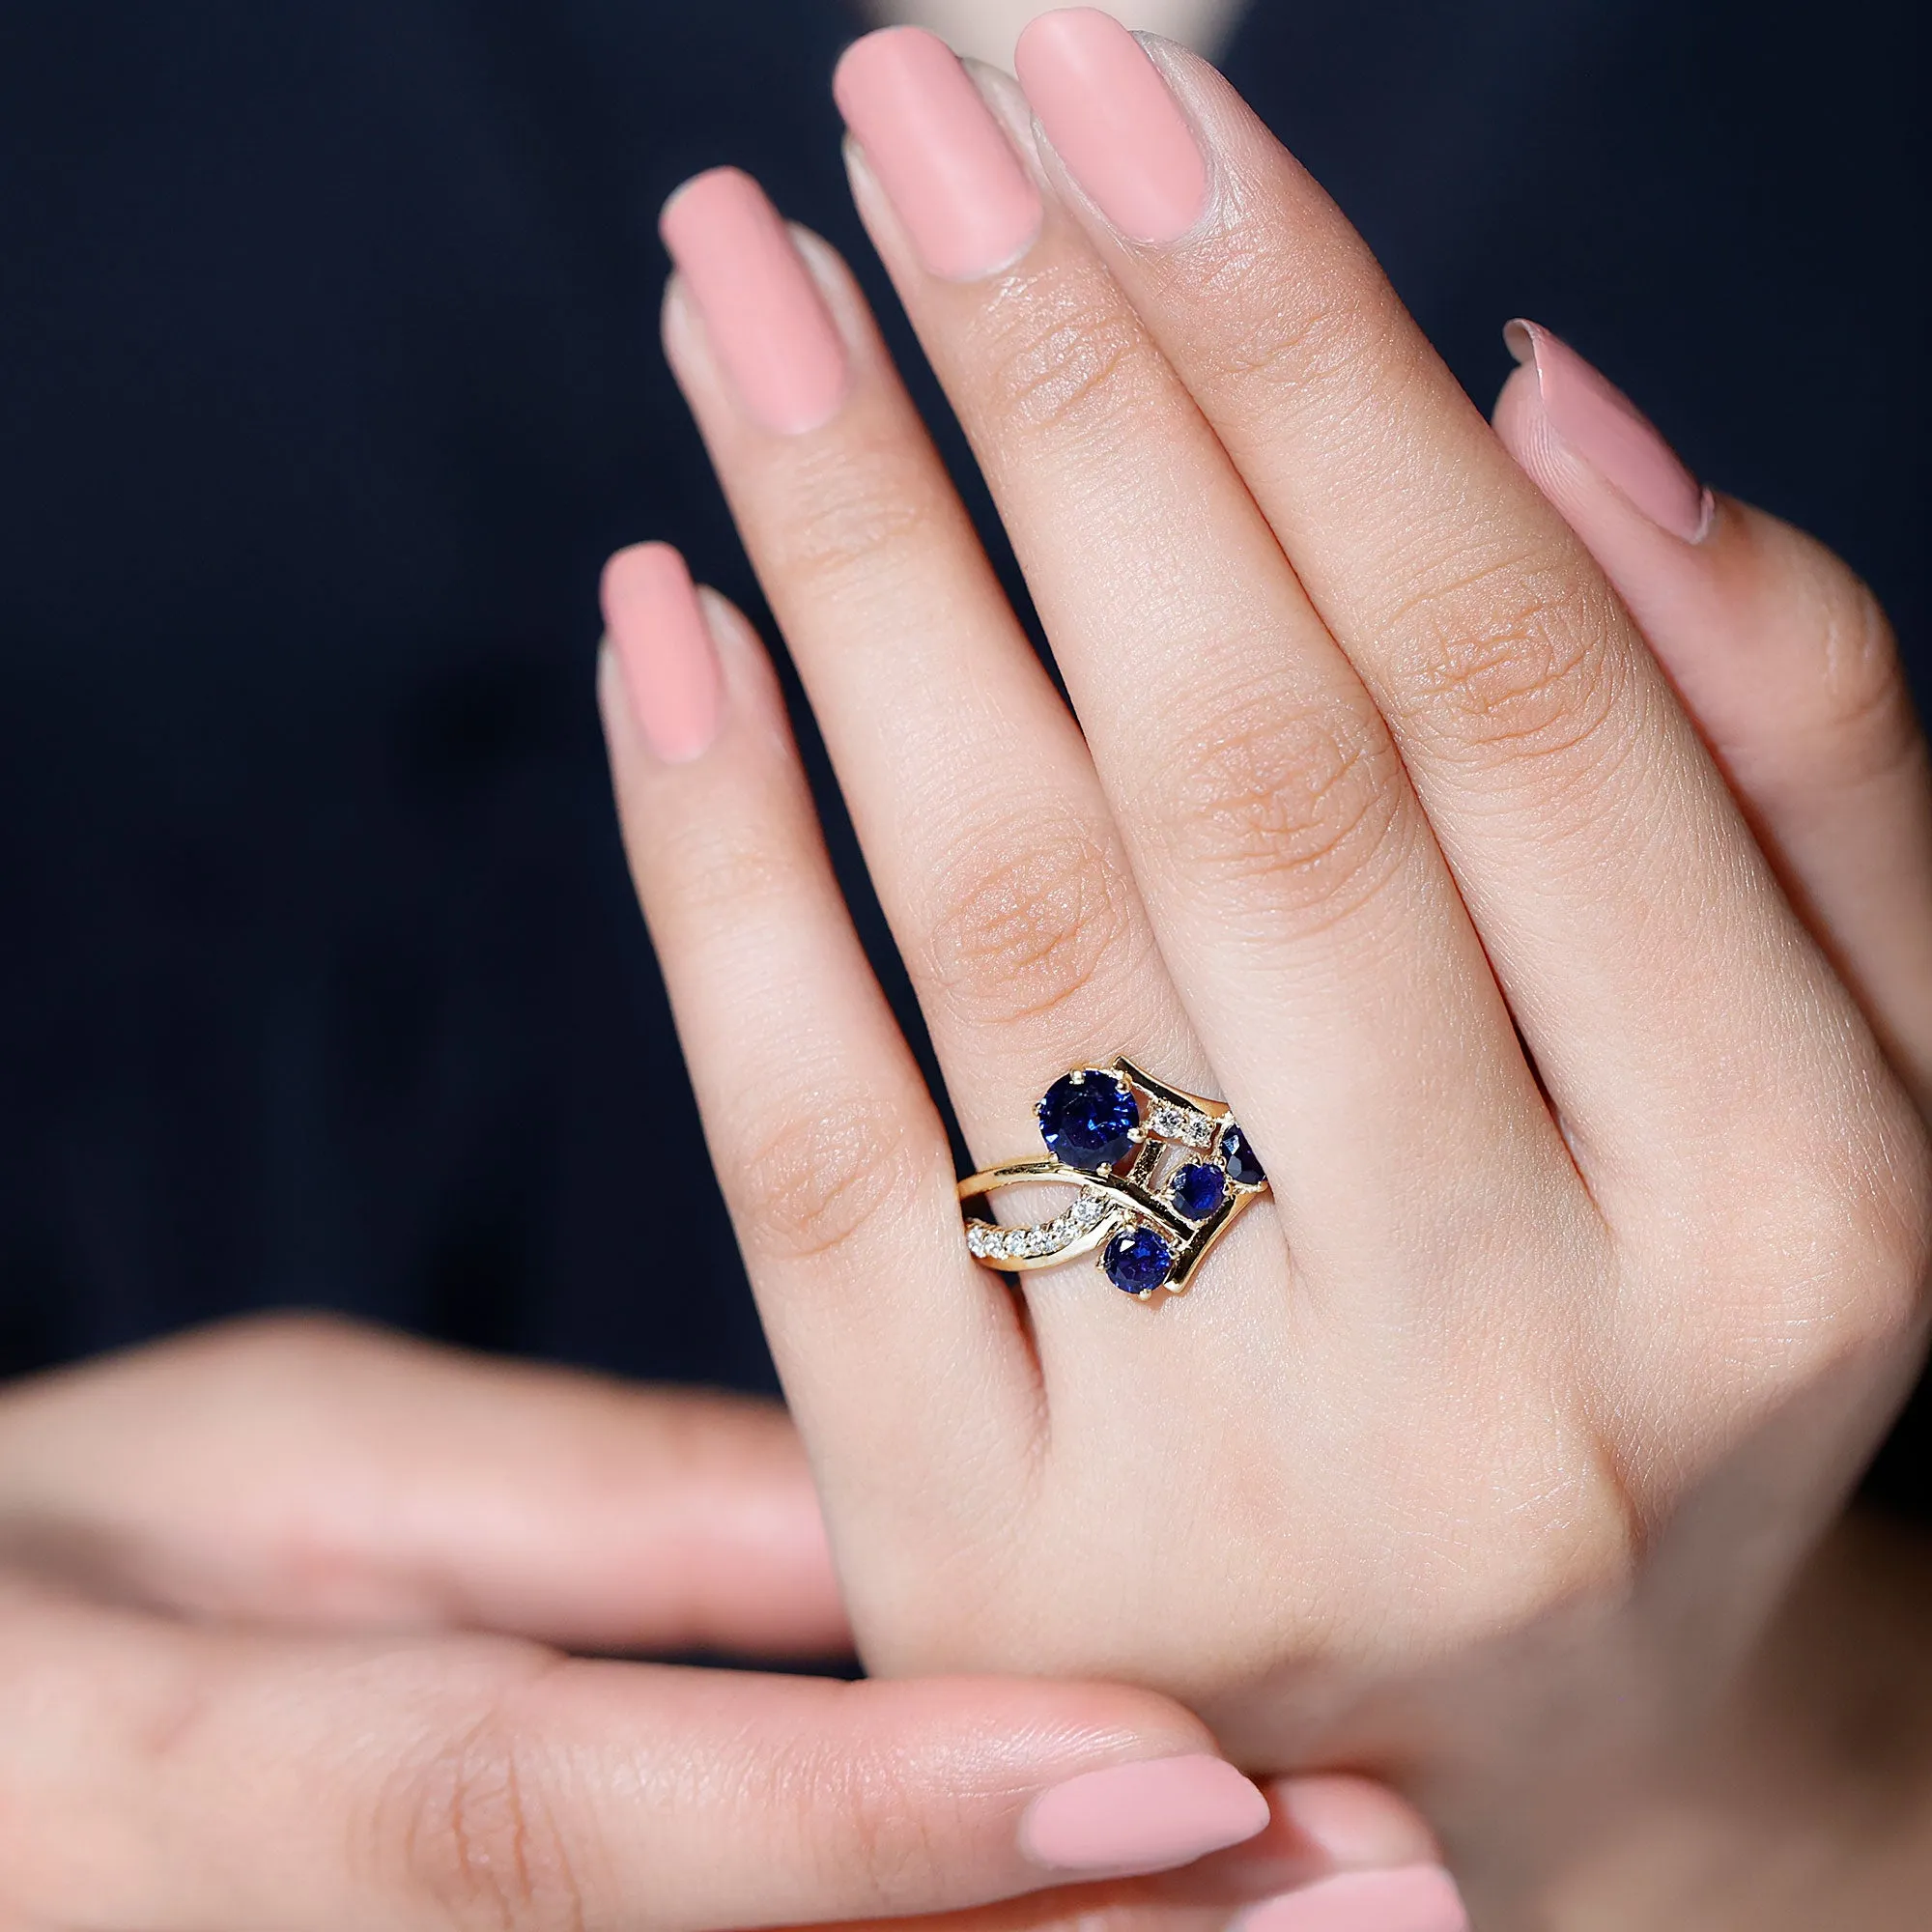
[1014,7,1208,244]
[1505,320,1710,542]
[835,27,1042,280]
[599,543,723,762]
[1020,1753,1270,1877]
[1233,1866,1469,1932]
[660,168,848,434]
[1275,1776,1441,1869]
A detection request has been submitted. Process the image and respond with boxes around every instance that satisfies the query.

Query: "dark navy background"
[0,4,1924,1500]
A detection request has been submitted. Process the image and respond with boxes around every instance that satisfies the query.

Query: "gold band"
[957,1057,1268,1299]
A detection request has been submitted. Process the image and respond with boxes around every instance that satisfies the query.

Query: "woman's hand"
[597,14,1932,1920]
[0,1315,1430,1931]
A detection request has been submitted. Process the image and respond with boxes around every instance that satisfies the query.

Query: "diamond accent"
[1149,1101,1216,1150]
[965,1189,1119,1268]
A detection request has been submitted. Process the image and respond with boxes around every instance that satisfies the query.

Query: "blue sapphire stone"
[1220,1124,1266,1189]
[1037,1070,1140,1172]
[1170,1161,1227,1221]
[1103,1227,1174,1294]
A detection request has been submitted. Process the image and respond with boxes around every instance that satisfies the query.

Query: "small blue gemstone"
[1221,1124,1266,1189]
[1037,1070,1140,1172]
[1170,1161,1227,1221]
[1104,1227,1174,1294]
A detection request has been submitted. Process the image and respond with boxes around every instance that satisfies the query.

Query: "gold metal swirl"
[956,1057,1268,1297]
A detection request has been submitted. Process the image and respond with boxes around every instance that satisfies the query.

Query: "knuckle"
[386,1696,587,1932]
[1393,551,1631,780]
[1195,238,1395,404]
[727,1085,931,1265]
[1163,683,1410,929]
[918,809,1146,1031]
[1827,1111,1932,1344]
[760,434,948,600]
[1802,573,1918,787]
[731,1725,951,1918]
[975,268,1166,445]
[829,1758,952,1914]
[1724,1104,1932,1377]
[191,1308,376,1381]
[658,813,794,926]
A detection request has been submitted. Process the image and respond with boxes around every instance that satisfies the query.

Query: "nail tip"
[599,541,723,763]
[1012,2,1210,247]
[655,168,850,432]
[659,163,746,227]
[837,20,1043,281]
[1019,1752,1270,1877]
[1232,1865,1469,1932]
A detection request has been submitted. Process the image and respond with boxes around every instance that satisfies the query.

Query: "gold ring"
[957,1057,1269,1299]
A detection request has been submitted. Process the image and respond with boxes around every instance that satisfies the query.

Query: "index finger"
[0,1580,1271,1931]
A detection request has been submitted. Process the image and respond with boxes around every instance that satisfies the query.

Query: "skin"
[0,1318,1437,1930]
[605,27,1932,1930]
[8,14,1929,1932]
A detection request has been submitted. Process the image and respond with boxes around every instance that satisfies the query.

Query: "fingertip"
[1493,318,1708,544]
[599,542,722,764]
[1491,357,1544,456]
[1271,1773,1441,1868]
[1019,1749,1271,1878]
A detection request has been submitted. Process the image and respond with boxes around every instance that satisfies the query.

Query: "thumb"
[1496,321,1932,1110]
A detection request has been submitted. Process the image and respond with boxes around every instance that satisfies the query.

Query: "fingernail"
[835,27,1042,279]
[1505,320,1711,542]
[1014,7,1208,244]
[660,168,848,434]
[1021,1753,1270,1878]
[599,543,722,762]
[1231,1866,1469,1932]
[1275,1776,1441,1869]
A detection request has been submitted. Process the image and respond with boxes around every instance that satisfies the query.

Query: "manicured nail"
[599,543,722,762]
[1020,1753,1270,1877]
[835,27,1042,279]
[1505,320,1710,542]
[1275,1776,1441,1869]
[1014,7,1208,244]
[660,168,848,434]
[1231,1866,1469,1932]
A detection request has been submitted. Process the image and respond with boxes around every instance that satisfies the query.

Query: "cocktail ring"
[957,1057,1269,1299]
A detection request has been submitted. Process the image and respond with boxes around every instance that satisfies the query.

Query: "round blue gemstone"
[1037,1070,1140,1172]
[1220,1124,1266,1189]
[1104,1227,1174,1294]
[1170,1161,1227,1221]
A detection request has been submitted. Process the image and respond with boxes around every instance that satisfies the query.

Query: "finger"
[1009,17,1894,1190]
[813,1776,1452,1931]
[597,548,1037,1542]
[0,1314,847,1658]
[654,161,1207,1256]
[0,1579,1270,1932]
[825,35,1564,1282]
[1494,327,1932,1111]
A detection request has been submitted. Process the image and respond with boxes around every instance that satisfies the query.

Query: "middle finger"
[830,31,1569,1277]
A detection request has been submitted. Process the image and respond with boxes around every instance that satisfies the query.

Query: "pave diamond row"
[966,1190,1115,1264]
[1149,1100,1216,1151]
